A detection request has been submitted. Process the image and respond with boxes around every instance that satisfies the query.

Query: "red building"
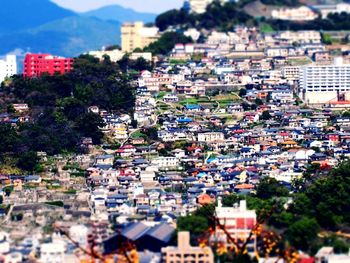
[23,53,74,77]
[215,198,257,253]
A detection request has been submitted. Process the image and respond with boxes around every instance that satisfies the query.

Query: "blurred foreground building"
[215,198,257,253]
[162,231,214,263]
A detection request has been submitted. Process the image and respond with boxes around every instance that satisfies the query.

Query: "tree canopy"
[144,32,192,55]
[0,54,136,172]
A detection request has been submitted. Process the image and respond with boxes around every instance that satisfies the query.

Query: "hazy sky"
[52,0,183,13]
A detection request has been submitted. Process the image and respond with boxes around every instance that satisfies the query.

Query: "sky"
[52,0,183,13]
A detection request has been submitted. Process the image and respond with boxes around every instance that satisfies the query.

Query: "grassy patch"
[260,23,274,33]
[63,189,77,194]
[179,98,199,105]
[287,57,312,66]
[156,91,169,99]
[131,130,147,139]
[169,59,187,65]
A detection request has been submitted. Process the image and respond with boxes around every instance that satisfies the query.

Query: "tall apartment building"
[162,231,214,263]
[121,22,159,53]
[215,198,257,253]
[0,55,17,83]
[23,53,74,78]
[299,58,350,104]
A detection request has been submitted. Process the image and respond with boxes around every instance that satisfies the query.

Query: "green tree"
[286,217,320,251]
[143,127,158,141]
[177,215,209,242]
[222,194,241,207]
[17,151,39,172]
[256,177,289,199]
[261,110,271,120]
[7,104,16,114]
[144,32,192,55]
[255,98,263,106]
[239,88,247,97]
[75,113,105,144]
[322,33,333,45]
[0,124,19,155]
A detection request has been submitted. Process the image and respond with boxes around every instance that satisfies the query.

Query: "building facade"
[271,6,318,21]
[121,22,159,52]
[0,55,17,83]
[23,54,73,78]
[299,58,350,104]
[282,66,300,81]
[198,132,225,143]
[162,231,214,263]
[185,0,229,14]
[277,31,321,43]
[215,198,257,253]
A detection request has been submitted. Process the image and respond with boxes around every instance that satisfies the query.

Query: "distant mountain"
[0,16,121,57]
[0,0,158,57]
[83,5,157,23]
[0,0,76,34]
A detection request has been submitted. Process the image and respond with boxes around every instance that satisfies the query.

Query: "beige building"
[282,66,300,81]
[121,22,159,52]
[88,49,125,62]
[162,231,214,263]
[187,0,228,14]
[271,6,318,21]
[277,30,321,44]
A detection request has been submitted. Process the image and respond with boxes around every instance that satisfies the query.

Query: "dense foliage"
[3,55,134,112]
[0,55,135,172]
[155,2,254,31]
[290,161,350,229]
[260,0,299,6]
[155,2,350,33]
[264,12,350,31]
[178,161,350,254]
[143,32,192,55]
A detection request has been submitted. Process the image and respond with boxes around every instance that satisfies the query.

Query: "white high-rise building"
[299,57,350,104]
[0,55,17,83]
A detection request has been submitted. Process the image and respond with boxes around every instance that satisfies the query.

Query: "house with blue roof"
[184,104,202,112]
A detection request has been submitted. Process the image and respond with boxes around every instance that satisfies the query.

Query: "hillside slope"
[0,0,76,34]
[0,16,121,57]
[83,5,156,23]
